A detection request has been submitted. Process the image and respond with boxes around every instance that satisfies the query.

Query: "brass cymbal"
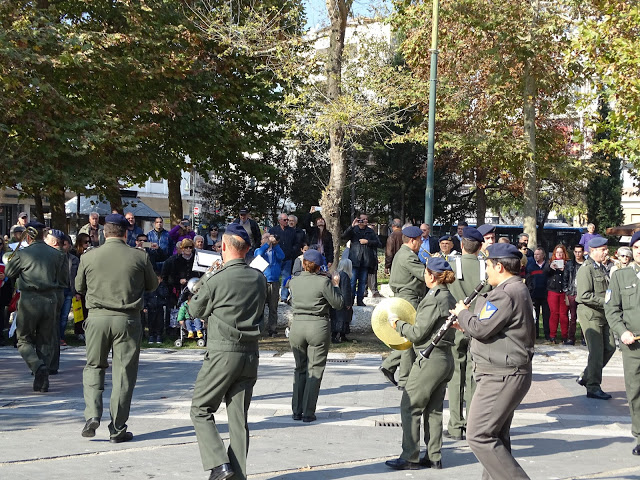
[371,297,416,350]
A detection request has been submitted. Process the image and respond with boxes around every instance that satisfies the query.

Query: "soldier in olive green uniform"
[604,231,640,455]
[454,243,535,480]
[6,221,67,393]
[190,224,267,480]
[385,256,456,471]
[576,237,615,400]
[76,214,157,443]
[446,226,491,440]
[288,249,343,423]
[380,227,426,389]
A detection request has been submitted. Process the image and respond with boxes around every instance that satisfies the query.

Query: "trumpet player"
[451,243,535,480]
[5,221,67,393]
[386,256,457,470]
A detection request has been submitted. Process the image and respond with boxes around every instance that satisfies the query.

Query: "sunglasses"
[183,246,194,250]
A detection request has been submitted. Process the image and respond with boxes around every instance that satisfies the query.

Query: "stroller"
[171,286,207,348]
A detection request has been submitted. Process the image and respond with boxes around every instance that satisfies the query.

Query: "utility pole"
[424,0,440,226]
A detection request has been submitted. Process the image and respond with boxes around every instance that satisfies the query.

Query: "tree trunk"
[48,186,67,232]
[105,183,123,214]
[320,0,352,269]
[167,171,183,226]
[522,2,538,249]
[476,186,487,226]
[33,191,44,223]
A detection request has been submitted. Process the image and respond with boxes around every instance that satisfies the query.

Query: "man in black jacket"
[342,214,381,306]
[232,208,262,254]
[270,213,300,302]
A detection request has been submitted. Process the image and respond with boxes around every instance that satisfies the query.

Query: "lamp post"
[424,0,440,226]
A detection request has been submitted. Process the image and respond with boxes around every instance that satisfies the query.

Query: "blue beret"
[486,243,522,260]
[425,256,452,273]
[462,226,483,243]
[303,249,324,265]
[630,231,640,248]
[26,220,45,229]
[105,214,129,228]
[47,228,65,241]
[477,224,496,236]
[439,235,453,242]
[225,223,251,246]
[402,226,422,238]
[588,236,607,249]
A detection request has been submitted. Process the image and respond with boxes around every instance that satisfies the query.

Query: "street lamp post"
[424,0,440,226]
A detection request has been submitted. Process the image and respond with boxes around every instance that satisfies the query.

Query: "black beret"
[225,223,251,246]
[439,235,453,242]
[462,226,483,243]
[630,231,640,248]
[105,214,129,228]
[486,243,522,260]
[477,224,496,236]
[425,256,453,273]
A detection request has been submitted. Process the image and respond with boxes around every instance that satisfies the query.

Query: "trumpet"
[186,258,224,294]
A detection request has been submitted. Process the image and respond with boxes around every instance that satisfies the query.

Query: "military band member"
[386,257,456,470]
[576,237,615,400]
[452,243,535,480]
[288,249,343,422]
[44,228,69,375]
[477,224,496,257]
[380,226,426,389]
[446,226,491,440]
[605,230,640,455]
[6,221,67,393]
[433,234,458,261]
[190,224,268,480]
[77,214,158,442]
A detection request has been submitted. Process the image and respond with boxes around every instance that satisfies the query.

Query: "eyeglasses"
[83,242,90,246]
[183,246,194,250]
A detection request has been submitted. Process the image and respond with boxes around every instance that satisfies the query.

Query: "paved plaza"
[1,342,639,479]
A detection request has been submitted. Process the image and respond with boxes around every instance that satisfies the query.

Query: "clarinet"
[419,279,488,360]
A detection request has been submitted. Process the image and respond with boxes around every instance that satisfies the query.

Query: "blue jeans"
[185,318,203,332]
[351,266,369,301]
[59,293,73,339]
[280,259,293,301]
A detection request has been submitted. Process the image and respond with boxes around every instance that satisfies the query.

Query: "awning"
[606,223,640,236]
[65,196,161,219]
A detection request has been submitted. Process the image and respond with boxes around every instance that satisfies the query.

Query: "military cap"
[462,226,483,243]
[477,224,496,236]
[26,220,45,229]
[104,213,129,228]
[630,231,640,248]
[303,249,324,265]
[402,226,422,238]
[588,236,607,249]
[486,243,522,260]
[439,235,453,243]
[425,256,453,273]
[10,225,25,235]
[225,223,251,246]
[47,229,65,241]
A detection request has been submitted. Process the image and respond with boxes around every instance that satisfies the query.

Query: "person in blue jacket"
[255,232,285,337]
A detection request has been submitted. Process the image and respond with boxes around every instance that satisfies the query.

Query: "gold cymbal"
[371,297,416,350]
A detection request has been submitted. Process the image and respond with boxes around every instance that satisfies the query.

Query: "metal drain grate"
[375,421,402,427]
[326,359,350,363]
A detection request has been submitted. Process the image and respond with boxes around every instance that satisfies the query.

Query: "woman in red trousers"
[545,244,570,344]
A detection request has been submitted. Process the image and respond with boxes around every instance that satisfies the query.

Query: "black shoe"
[332,336,341,344]
[430,460,443,469]
[292,413,302,421]
[385,458,420,470]
[268,331,278,338]
[379,366,398,386]
[576,375,586,387]
[633,445,640,456]
[49,370,58,375]
[33,366,49,392]
[356,299,366,307]
[563,339,575,345]
[302,415,316,423]
[443,430,464,440]
[109,431,134,443]
[82,417,100,438]
[587,389,612,400]
[208,463,234,480]
[341,335,350,342]
[419,455,430,467]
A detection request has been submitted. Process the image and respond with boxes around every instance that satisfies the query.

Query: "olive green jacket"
[75,238,157,315]
[6,240,68,292]
[576,257,609,324]
[79,223,105,246]
[190,258,267,352]
[449,253,491,307]
[605,263,640,337]
[289,271,343,321]
[395,284,456,351]
[389,244,426,308]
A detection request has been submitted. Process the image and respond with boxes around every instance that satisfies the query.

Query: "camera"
[357,219,364,224]
[273,234,280,242]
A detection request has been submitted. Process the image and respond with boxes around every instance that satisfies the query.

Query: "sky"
[303,0,392,31]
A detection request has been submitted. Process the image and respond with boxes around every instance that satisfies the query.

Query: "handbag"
[72,296,85,324]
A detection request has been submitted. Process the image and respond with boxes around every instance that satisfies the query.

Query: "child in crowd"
[143,271,169,344]
[177,294,203,339]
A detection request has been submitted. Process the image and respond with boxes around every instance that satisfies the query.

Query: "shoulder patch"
[605,289,611,304]
[479,301,498,321]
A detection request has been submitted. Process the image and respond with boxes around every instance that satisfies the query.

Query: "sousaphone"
[371,297,416,350]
